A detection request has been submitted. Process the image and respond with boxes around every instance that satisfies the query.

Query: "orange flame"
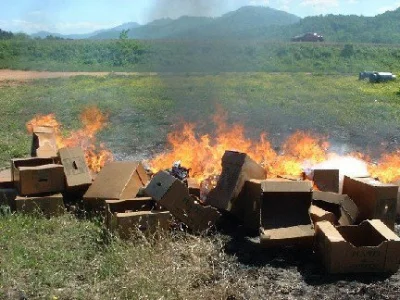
[369,151,400,183]
[149,115,329,182]
[26,106,113,173]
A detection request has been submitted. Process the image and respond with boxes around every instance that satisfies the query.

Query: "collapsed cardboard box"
[309,205,337,224]
[306,169,339,193]
[83,161,149,209]
[59,147,92,191]
[315,220,400,273]
[260,180,314,247]
[312,191,359,226]
[31,126,58,158]
[105,199,170,238]
[15,193,65,217]
[14,163,65,196]
[145,171,221,232]
[343,176,398,229]
[207,151,266,211]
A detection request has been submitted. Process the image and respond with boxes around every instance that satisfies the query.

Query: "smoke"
[146,0,241,21]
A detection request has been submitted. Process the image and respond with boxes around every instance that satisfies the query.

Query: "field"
[1,71,400,299]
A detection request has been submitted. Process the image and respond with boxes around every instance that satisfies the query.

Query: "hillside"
[91,6,300,39]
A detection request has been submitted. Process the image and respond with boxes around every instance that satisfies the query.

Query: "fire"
[149,114,330,182]
[369,151,400,183]
[26,106,113,173]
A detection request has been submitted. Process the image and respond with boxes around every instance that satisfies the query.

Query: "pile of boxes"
[1,128,400,274]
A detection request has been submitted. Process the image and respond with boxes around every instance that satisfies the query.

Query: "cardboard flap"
[316,221,345,242]
[261,180,312,192]
[221,151,247,166]
[59,147,92,187]
[145,171,176,201]
[312,191,344,205]
[105,197,154,213]
[368,219,400,242]
[339,195,359,226]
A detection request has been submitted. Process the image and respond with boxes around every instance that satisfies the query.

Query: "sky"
[0,0,400,34]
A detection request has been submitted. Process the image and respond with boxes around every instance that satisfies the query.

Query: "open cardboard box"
[145,171,221,233]
[315,219,400,273]
[83,161,149,209]
[207,150,266,212]
[343,176,398,229]
[260,180,314,247]
[31,126,58,158]
[14,163,65,196]
[105,198,169,238]
[15,193,65,217]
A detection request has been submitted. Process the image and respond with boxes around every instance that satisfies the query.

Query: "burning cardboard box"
[15,193,65,217]
[83,161,149,209]
[305,169,339,193]
[315,219,400,274]
[342,176,398,229]
[145,171,221,232]
[12,158,65,196]
[207,151,266,211]
[312,191,359,226]
[105,198,170,238]
[260,180,314,247]
[31,126,58,158]
[59,147,92,192]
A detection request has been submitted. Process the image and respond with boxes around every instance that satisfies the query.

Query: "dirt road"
[0,69,157,82]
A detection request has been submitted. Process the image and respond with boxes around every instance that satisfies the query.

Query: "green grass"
[1,73,400,299]
[0,72,399,167]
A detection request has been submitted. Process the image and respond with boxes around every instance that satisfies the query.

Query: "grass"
[0,72,399,167]
[1,72,400,299]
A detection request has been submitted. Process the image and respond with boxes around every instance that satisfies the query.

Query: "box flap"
[261,180,312,192]
[31,126,58,158]
[105,197,154,213]
[145,171,176,201]
[84,161,146,200]
[59,147,92,188]
[316,221,346,242]
[312,191,344,205]
[221,150,247,166]
[368,219,400,242]
[309,205,337,224]
[339,195,359,226]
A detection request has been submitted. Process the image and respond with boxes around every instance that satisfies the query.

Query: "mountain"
[91,6,300,39]
[31,22,141,39]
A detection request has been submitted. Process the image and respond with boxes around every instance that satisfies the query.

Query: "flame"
[369,151,400,183]
[149,114,330,182]
[26,106,113,173]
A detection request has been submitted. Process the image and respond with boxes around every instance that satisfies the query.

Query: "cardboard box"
[312,191,359,226]
[187,178,200,198]
[315,220,400,273]
[15,164,65,196]
[0,169,13,189]
[31,126,58,158]
[11,157,55,182]
[59,147,92,191]
[145,171,221,232]
[343,176,398,228]
[309,205,337,224]
[83,161,149,209]
[231,179,262,230]
[15,193,65,217]
[260,180,314,247]
[207,151,266,211]
[307,169,339,193]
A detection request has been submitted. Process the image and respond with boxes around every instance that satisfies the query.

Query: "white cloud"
[301,0,339,7]
[0,19,119,34]
[377,1,400,14]
[249,0,269,5]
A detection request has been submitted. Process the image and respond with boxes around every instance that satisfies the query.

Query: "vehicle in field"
[360,71,397,82]
[291,32,324,42]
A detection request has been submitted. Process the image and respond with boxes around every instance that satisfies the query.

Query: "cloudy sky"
[1,0,399,34]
